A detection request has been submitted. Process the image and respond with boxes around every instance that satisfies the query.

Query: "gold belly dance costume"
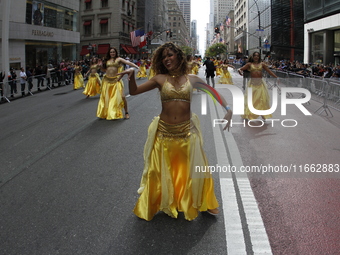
[83,64,101,97]
[96,60,124,120]
[133,76,219,221]
[218,64,233,84]
[242,63,273,120]
[73,65,84,90]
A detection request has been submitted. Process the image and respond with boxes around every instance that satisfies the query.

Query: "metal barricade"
[327,81,340,112]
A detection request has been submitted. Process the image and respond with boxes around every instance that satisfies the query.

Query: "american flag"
[226,16,231,27]
[130,29,144,47]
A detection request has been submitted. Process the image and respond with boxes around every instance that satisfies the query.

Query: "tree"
[180,46,194,56]
[205,43,227,58]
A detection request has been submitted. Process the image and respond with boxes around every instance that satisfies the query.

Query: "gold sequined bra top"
[106,60,120,68]
[90,64,99,70]
[160,76,191,103]
[249,63,263,72]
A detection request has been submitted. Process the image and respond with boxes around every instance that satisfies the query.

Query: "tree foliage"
[180,45,194,56]
[205,43,227,58]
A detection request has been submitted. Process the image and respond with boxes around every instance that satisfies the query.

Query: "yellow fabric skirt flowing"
[218,70,233,84]
[133,114,219,221]
[148,68,155,80]
[193,65,199,75]
[216,67,222,76]
[96,75,124,120]
[137,65,148,78]
[242,79,273,120]
[83,73,101,97]
[74,73,84,89]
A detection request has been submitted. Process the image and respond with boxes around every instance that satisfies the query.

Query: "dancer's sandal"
[207,208,219,216]
[125,112,130,120]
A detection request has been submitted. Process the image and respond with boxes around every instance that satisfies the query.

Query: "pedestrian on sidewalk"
[118,42,232,221]
[238,51,278,121]
[19,67,27,97]
[8,68,17,97]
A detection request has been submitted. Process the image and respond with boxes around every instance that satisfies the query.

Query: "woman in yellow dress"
[238,51,278,120]
[97,47,139,120]
[73,61,84,90]
[214,58,222,77]
[192,56,200,75]
[186,55,196,74]
[148,64,155,80]
[218,60,235,84]
[83,57,101,98]
[118,42,232,221]
[137,58,148,79]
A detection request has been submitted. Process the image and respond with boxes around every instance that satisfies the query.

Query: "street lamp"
[253,0,262,56]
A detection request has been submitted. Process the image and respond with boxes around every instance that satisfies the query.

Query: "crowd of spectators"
[266,60,340,80]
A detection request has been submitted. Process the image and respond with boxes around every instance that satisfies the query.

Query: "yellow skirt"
[137,65,148,78]
[96,75,124,120]
[83,73,101,97]
[133,114,219,221]
[242,79,273,120]
[218,70,233,84]
[74,73,84,89]
[216,67,222,76]
[148,68,155,80]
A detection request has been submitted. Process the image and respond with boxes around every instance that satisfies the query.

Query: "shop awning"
[100,19,108,24]
[121,45,131,54]
[83,21,92,26]
[85,0,91,3]
[97,44,110,55]
[80,45,90,56]
[127,46,138,54]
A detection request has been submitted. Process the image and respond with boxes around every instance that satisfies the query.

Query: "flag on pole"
[220,23,224,32]
[130,29,144,47]
[139,34,147,48]
[226,16,231,27]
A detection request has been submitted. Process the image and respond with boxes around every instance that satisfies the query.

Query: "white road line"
[208,93,273,255]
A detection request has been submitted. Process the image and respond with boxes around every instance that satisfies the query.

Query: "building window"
[84,20,92,35]
[100,19,108,34]
[122,0,125,9]
[173,22,176,27]
[85,0,92,10]
[101,0,108,8]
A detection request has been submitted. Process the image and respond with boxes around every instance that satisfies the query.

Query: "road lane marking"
[208,92,273,254]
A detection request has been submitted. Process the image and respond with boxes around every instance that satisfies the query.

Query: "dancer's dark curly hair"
[151,42,189,76]
[103,47,118,69]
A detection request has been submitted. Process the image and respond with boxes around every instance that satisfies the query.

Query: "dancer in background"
[97,47,139,120]
[83,57,101,98]
[218,60,235,85]
[238,51,278,121]
[136,58,148,79]
[73,61,84,90]
[118,42,232,221]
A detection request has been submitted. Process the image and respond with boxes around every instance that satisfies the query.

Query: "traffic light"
[214,26,220,34]
[166,29,172,38]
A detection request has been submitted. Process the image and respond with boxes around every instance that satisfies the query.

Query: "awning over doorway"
[97,44,110,55]
[80,45,90,56]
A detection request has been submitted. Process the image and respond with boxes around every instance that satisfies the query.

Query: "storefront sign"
[32,30,54,37]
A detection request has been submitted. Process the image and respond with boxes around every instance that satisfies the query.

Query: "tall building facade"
[304,0,340,65]
[168,0,189,47]
[178,0,191,31]
[0,0,80,71]
[79,0,139,58]
[216,0,234,27]
[234,0,247,57]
